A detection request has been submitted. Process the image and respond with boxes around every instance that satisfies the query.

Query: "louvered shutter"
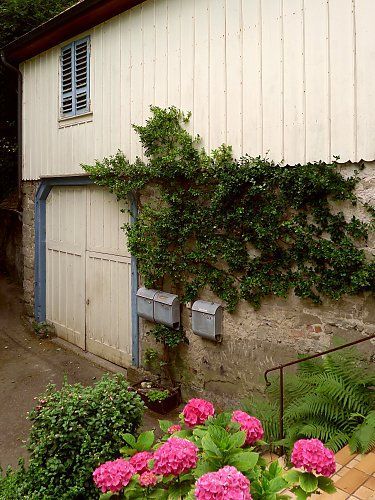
[60,37,90,117]
[61,43,74,116]
[74,37,90,114]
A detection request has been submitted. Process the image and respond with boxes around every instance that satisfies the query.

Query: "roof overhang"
[2,0,144,64]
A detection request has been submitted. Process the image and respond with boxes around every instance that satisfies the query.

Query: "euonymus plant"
[83,106,374,311]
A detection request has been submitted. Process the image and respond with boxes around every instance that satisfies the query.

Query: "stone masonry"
[22,181,38,316]
[139,162,375,406]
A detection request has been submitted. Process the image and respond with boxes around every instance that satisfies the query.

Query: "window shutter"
[60,37,90,117]
[74,37,90,114]
[61,43,74,116]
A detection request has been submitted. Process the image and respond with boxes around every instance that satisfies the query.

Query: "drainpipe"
[0,51,23,214]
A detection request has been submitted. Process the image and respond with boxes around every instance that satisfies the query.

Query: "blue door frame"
[34,176,139,366]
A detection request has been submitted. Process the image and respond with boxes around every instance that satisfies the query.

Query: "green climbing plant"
[83,106,374,311]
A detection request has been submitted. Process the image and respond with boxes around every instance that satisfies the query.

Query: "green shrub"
[0,460,27,500]
[244,348,375,454]
[3,374,144,499]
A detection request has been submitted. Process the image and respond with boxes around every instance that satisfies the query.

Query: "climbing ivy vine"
[83,106,374,311]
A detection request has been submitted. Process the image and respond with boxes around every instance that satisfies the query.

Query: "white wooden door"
[46,186,86,348]
[85,186,132,366]
[46,185,132,366]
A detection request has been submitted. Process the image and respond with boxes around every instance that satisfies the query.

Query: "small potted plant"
[135,324,188,414]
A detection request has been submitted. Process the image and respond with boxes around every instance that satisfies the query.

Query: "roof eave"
[2,0,143,64]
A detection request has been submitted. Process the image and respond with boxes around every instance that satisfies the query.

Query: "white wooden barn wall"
[21,0,375,181]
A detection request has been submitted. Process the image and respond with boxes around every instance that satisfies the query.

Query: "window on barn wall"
[60,36,90,117]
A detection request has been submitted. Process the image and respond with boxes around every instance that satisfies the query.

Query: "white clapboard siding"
[22,0,375,180]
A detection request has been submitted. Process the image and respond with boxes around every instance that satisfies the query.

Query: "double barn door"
[45,185,132,366]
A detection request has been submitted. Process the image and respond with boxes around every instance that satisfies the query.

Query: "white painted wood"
[356,0,375,160]
[85,185,132,366]
[46,186,86,349]
[22,0,375,180]
[46,185,132,366]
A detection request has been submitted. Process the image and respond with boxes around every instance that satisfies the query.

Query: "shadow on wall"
[0,197,23,283]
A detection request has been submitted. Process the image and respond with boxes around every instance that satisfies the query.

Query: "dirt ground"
[0,274,106,469]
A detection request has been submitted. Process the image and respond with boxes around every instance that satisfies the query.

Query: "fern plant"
[244,348,375,454]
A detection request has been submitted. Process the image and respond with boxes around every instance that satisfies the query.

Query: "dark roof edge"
[3,0,144,64]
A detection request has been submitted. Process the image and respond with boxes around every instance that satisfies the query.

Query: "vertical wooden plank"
[93,25,104,159]
[167,0,181,108]
[209,0,226,150]
[130,7,144,159]
[355,0,375,160]
[304,0,330,162]
[119,12,132,157]
[154,0,168,108]
[226,0,243,156]
[194,0,210,148]
[242,0,263,157]
[329,0,355,162]
[110,17,122,153]
[261,0,283,162]
[102,22,112,157]
[283,0,305,165]
[180,0,194,117]
[142,1,156,123]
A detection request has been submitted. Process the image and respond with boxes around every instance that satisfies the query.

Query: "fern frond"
[349,411,375,453]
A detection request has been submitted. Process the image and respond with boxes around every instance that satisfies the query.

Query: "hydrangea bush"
[93,398,337,499]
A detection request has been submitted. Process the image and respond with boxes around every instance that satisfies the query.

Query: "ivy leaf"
[299,472,318,493]
[227,451,259,471]
[136,430,154,451]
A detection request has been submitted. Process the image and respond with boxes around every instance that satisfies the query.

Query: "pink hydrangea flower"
[93,458,135,493]
[195,465,252,500]
[129,451,153,474]
[168,424,182,434]
[291,438,336,477]
[139,471,158,487]
[182,398,215,427]
[231,410,264,445]
[153,437,199,476]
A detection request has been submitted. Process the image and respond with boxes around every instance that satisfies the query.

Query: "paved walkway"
[0,275,106,469]
[313,446,375,500]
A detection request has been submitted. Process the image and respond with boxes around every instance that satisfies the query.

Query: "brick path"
[313,446,375,500]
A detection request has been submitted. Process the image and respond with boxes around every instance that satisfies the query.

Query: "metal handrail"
[264,334,375,450]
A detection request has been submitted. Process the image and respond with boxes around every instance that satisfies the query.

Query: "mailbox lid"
[136,287,158,300]
[154,291,179,306]
[192,300,221,315]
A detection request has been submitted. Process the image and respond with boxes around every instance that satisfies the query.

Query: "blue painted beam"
[34,176,139,366]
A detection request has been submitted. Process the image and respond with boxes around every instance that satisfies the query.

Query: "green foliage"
[148,324,189,349]
[244,348,375,454]
[0,460,27,500]
[108,407,335,499]
[5,374,144,499]
[83,106,374,311]
[147,389,170,402]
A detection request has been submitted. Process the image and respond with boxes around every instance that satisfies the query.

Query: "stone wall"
[22,181,38,316]
[139,162,375,407]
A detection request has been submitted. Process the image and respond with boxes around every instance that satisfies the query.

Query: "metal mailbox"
[153,291,180,328]
[192,300,223,342]
[136,287,158,321]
